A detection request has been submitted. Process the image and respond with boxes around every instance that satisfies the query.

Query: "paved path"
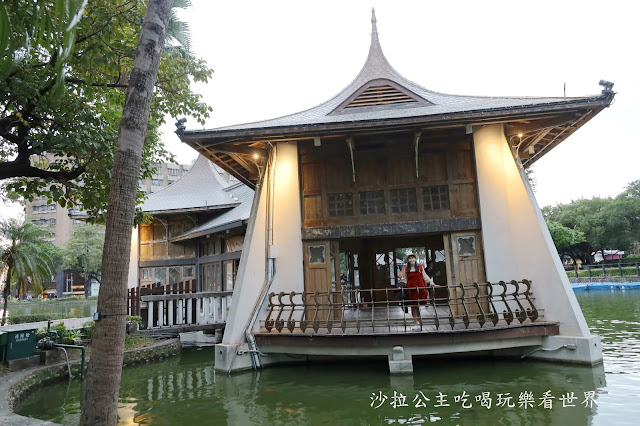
[1,317,92,333]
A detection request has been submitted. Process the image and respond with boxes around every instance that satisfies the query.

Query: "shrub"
[82,321,95,340]
[126,316,143,327]
[6,313,66,324]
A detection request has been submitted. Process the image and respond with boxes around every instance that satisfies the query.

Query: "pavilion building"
[179,11,614,373]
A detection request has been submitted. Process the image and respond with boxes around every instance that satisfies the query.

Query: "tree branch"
[65,76,128,88]
[0,160,86,181]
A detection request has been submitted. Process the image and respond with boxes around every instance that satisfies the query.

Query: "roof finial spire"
[371,8,378,40]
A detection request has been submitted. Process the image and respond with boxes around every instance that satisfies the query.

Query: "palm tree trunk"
[79,1,172,424]
[1,260,12,326]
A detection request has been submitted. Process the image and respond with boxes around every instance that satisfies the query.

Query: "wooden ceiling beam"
[506,114,582,137]
[211,143,268,156]
[519,128,553,154]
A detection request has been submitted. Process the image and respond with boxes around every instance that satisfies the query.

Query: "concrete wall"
[473,124,591,337]
[221,142,304,346]
[127,227,139,289]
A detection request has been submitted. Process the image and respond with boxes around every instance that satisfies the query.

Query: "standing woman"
[400,253,440,330]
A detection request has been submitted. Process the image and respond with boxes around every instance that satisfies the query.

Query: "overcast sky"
[2,0,638,220]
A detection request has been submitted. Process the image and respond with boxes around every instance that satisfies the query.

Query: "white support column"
[221,297,227,322]
[168,300,174,326]
[212,296,219,324]
[187,299,193,324]
[202,297,209,324]
[147,301,154,329]
[157,301,164,328]
[216,142,305,372]
[176,300,183,325]
[473,124,602,364]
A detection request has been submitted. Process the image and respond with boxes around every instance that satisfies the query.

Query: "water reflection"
[15,290,640,425]
[16,351,609,425]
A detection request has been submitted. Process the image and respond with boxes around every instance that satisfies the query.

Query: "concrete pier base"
[388,346,413,375]
[525,335,603,365]
[214,343,253,373]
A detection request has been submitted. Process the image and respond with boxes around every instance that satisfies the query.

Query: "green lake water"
[2,300,97,318]
[14,290,640,425]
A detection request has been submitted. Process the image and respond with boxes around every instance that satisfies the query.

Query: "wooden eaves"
[180,93,613,189]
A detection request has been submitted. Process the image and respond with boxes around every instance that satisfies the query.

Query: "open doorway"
[337,234,448,307]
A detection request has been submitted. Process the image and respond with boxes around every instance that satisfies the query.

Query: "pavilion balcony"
[257,280,557,337]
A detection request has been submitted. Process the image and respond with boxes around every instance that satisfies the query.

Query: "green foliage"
[40,322,85,344]
[1,0,213,223]
[544,181,640,261]
[126,315,143,327]
[6,312,67,324]
[63,224,105,280]
[545,220,586,250]
[82,320,95,339]
[566,266,639,278]
[1,218,58,325]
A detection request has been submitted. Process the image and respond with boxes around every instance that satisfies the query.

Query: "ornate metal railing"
[261,280,541,334]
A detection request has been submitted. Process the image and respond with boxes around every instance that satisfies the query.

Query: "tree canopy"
[63,223,105,282]
[543,179,640,262]
[0,0,212,222]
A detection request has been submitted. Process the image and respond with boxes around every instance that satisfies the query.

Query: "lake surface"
[15,290,640,425]
[1,299,97,319]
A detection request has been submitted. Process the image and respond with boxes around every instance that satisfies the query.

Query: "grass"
[0,364,8,377]
[124,334,154,350]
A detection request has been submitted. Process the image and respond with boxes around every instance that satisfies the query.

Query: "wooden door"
[447,231,488,317]
[303,241,332,325]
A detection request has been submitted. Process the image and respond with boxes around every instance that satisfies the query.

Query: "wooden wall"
[299,132,479,229]
[139,217,196,261]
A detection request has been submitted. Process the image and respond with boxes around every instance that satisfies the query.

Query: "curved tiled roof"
[172,183,254,241]
[141,155,240,213]
[187,9,600,135]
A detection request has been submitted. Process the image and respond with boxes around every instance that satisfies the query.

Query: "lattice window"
[328,193,354,217]
[390,188,417,213]
[422,186,450,211]
[182,266,195,279]
[168,267,181,285]
[359,191,385,215]
[154,268,166,285]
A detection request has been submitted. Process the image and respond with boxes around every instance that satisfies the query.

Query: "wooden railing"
[261,280,541,335]
[142,291,233,329]
[128,281,232,329]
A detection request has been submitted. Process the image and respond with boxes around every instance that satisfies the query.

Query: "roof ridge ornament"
[371,8,378,42]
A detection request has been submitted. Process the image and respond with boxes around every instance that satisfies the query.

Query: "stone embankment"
[0,338,181,426]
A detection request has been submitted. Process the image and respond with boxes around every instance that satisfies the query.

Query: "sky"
[2,0,639,220]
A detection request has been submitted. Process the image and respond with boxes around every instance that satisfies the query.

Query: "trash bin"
[0,329,37,362]
[0,331,7,362]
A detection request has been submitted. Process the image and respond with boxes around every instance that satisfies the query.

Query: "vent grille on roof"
[345,84,418,109]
